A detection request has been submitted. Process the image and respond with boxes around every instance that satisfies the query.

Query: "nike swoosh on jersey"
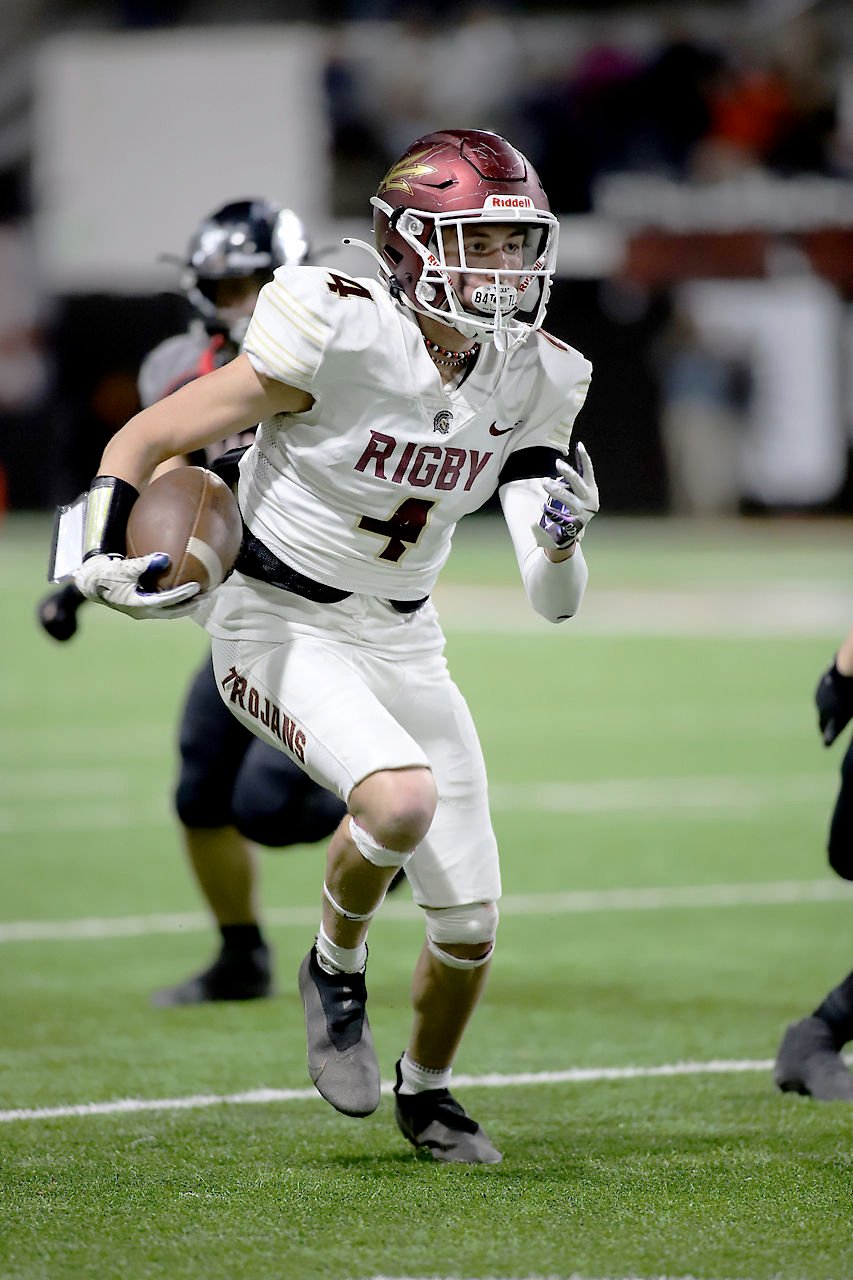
[488,421,516,436]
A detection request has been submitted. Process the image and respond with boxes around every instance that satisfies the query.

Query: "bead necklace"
[423,337,480,368]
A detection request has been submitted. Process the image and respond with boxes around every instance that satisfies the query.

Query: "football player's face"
[213,272,268,320]
[441,223,526,301]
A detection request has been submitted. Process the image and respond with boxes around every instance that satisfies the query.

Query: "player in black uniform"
[774,628,853,1100]
[40,200,347,1004]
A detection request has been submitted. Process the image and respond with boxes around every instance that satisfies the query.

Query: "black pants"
[828,736,853,880]
[175,654,345,848]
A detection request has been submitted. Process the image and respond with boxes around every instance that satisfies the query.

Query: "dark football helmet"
[365,130,559,351]
[179,199,311,341]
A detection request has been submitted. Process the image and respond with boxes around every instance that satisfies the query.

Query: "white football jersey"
[238,264,592,599]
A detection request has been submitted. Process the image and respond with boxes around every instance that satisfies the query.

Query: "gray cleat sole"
[298,948,380,1118]
[397,1112,503,1164]
[393,1060,502,1164]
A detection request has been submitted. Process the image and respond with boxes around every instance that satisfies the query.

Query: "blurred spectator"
[523,43,645,213]
[370,5,520,162]
[654,306,751,517]
[636,35,725,175]
[522,32,725,213]
[324,26,386,215]
[325,2,523,208]
[366,7,441,161]
[693,10,839,179]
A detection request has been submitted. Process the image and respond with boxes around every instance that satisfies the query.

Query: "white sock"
[315,924,367,975]
[397,1051,452,1095]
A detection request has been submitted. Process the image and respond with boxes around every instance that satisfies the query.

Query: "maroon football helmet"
[367,129,559,350]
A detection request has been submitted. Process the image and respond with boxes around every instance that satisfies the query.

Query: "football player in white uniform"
[71,130,600,1163]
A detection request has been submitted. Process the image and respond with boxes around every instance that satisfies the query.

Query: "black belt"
[235,528,429,615]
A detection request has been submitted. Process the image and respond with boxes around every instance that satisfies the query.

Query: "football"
[126,466,243,592]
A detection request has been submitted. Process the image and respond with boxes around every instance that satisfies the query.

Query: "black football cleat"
[37,582,86,642]
[774,1016,853,1101]
[393,1058,503,1163]
[298,944,380,1117]
[151,943,273,1007]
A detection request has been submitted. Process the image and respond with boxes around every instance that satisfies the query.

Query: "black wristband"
[82,476,140,560]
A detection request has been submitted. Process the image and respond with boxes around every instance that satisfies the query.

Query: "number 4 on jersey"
[327,272,373,301]
[358,498,436,562]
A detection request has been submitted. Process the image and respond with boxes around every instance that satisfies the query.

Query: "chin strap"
[341,236,389,275]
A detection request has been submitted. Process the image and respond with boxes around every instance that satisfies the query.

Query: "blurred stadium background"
[1,0,852,518]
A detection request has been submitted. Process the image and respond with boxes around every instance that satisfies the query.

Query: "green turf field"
[2,513,852,1280]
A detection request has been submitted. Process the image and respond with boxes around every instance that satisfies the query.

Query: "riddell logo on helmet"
[484,196,535,210]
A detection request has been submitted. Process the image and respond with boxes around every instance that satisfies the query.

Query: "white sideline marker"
[0,1058,781,1125]
[1,877,850,944]
[369,1275,738,1280]
[0,769,835,835]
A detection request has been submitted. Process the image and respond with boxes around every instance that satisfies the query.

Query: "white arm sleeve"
[499,477,589,624]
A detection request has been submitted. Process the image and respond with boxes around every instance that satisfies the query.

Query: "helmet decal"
[379,149,439,196]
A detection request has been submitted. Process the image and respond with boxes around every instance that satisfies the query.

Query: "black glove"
[815,660,853,747]
[37,581,86,642]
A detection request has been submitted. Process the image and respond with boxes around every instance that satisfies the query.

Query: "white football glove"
[72,552,202,620]
[532,441,600,550]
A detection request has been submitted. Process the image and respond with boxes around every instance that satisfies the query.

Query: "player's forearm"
[98,408,183,489]
[499,477,589,623]
[519,540,588,621]
[98,382,255,487]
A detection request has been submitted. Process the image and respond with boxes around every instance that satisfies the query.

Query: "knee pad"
[424,901,499,970]
[349,817,413,869]
[175,659,247,829]
[174,768,232,829]
[232,749,344,849]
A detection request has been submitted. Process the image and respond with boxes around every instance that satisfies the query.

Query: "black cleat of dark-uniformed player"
[774,1015,853,1101]
[298,944,380,1117]
[152,943,273,1007]
[393,1058,503,1163]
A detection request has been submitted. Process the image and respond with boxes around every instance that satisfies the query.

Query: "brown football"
[126,466,243,592]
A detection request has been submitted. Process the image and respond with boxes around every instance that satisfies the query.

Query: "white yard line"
[432,583,851,637]
[1,878,849,944]
[0,772,834,835]
[0,769,132,797]
[489,774,833,813]
[0,804,169,834]
[0,1057,779,1124]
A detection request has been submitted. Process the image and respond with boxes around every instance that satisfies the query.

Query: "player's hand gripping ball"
[126,466,243,593]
